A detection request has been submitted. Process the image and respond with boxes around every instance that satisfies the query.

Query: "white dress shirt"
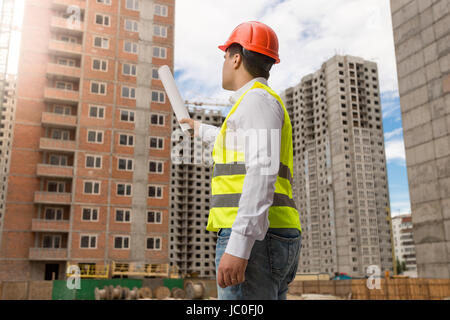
[199,77,285,260]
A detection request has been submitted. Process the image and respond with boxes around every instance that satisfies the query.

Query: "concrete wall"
[390,0,450,278]
[28,280,53,300]
[0,280,53,300]
[289,279,450,300]
[131,0,155,263]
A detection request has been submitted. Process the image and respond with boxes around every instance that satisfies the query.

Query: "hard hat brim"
[218,44,228,52]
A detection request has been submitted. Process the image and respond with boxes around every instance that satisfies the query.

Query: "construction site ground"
[1,278,450,300]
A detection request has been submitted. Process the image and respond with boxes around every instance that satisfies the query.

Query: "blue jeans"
[215,228,302,300]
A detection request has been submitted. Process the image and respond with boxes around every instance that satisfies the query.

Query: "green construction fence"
[52,278,184,300]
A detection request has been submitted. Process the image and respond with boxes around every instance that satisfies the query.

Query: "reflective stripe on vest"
[211,193,297,208]
[206,81,302,233]
[213,162,293,184]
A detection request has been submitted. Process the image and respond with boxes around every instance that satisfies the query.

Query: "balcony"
[31,219,70,232]
[47,63,81,81]
[49,39,82,58]
[39,137,76,152]
[44,87,79,104]
[41,112,77,128]
[50,16,84,35]
[29,248,68,261]
[37,164,73,178]
[52,0,86,11]
[34,191,72,205]
[304,90,313,98]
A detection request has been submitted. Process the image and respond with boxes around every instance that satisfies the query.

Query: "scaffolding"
[66,262,110,279]
[111,262,170,278]
[65,262,180,279]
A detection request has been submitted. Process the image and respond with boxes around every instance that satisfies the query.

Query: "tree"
[396,258,407,274]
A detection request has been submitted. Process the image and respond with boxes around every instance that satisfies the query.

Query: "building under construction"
[169,106,224,278]
[281,55,394,278]
[0,0,16,260]
[0,0,175,281]
[0,74,16,229]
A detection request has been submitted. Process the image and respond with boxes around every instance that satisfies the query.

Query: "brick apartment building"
[0,0,175,281]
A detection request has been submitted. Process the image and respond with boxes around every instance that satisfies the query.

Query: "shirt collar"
[229,77,268,104]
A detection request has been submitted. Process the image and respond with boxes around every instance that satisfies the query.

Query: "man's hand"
[179,118,200,137]
[217,253,248,288]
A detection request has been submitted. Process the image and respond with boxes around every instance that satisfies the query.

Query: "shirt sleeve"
[224,89,284,260]
[198,123,220,145]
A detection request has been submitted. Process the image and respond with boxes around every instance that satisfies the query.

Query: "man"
[180,21,302,300]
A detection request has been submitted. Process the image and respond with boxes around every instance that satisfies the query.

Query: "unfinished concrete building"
[281,55,393,278]
[0,75,16,231]
[169,107,223,278]
[0,0,16,236]
[390,0,450,278]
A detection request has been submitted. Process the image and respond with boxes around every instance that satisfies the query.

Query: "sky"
[6,0,411,217]
[174,0,411,217]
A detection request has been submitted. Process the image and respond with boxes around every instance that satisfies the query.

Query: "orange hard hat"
[218,21,280,64]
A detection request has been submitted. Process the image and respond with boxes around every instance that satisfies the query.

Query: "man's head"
[222,43,276,90]
[219,21,280,91]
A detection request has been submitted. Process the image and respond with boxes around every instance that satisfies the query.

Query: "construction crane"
[386,207,398,276]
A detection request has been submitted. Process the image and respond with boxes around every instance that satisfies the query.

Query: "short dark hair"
[227,43,276,80]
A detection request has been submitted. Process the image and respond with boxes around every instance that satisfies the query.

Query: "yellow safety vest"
[206,81,302,233]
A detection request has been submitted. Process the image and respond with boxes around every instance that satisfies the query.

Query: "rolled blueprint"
[158,65,193,135]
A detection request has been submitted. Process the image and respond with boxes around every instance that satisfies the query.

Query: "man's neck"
[229,77,268,104]
[232,73,256,91]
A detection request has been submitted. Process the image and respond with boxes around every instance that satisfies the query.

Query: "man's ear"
[232,53,242,70]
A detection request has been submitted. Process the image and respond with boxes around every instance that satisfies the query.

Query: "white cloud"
[390,202,411,217]
[384,128,403,140]
[175,0,399,102]
[388,190,411,217]
[382,98,402,119]
[385,138,406,162]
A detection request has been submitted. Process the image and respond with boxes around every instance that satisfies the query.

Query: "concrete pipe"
[94,287,107,300]
[171,287,186,299]
[107,285,114,300]
[121,287,130,300]
[138,287,152,299]
[111,285,122,300]
[185,281,205,300]
[154,286,171,300]
[128,287,139,300]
